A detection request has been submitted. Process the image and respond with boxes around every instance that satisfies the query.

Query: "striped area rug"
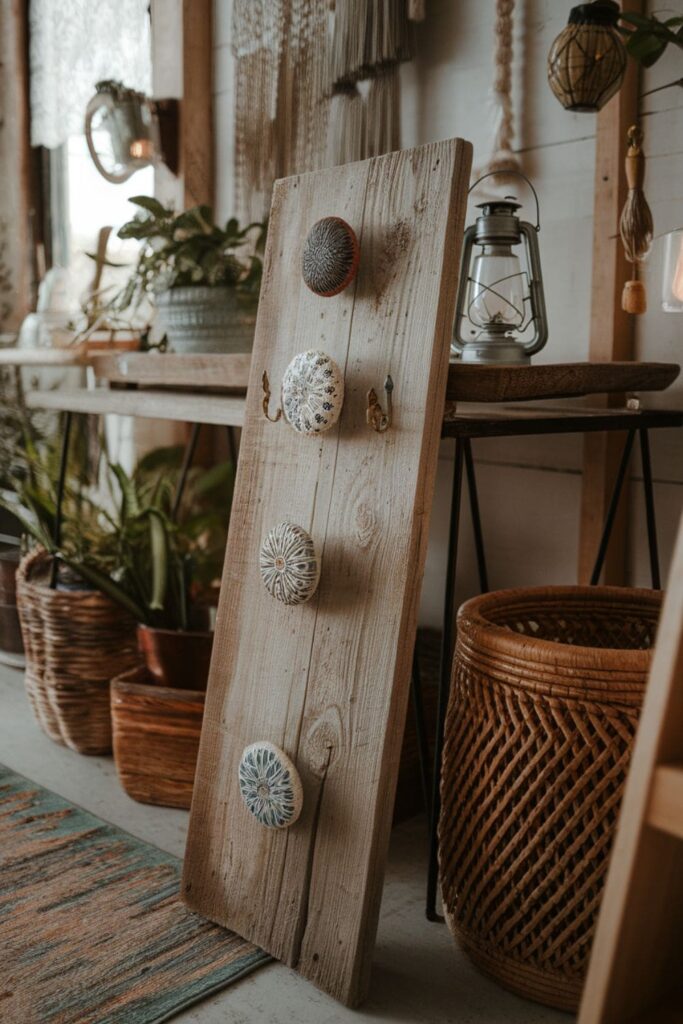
[0,765,270,1023]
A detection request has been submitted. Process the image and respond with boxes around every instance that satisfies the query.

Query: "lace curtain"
[29,0,151,149]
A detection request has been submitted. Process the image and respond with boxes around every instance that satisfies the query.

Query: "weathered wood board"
[182,138,472,1006]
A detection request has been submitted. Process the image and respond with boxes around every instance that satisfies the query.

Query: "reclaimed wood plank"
[578,514,683,1023]
[447,362,679,404]
[24,388,245,426]
[91,352,251,391]
[182,138,472,1006]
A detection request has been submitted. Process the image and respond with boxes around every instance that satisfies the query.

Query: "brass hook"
[262,371,282,423]
[366,375,393,433]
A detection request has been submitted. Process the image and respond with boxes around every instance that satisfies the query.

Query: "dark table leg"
[463,438,489,593]
[411,645,431,818]
[426,439,465,922]
[171,423,202,522]
[590,430,636,586]
[639,428,661,590]
[49,411,73,589]
[227,425,239,468]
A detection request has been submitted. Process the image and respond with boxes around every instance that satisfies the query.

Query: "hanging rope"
[476,0,522,183]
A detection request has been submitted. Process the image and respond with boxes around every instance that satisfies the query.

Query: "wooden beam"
[578,0,643,585]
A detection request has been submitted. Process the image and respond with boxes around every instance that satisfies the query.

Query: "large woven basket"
[439,585,661,1012]
[111,666,205,808]
[16,549,140,755]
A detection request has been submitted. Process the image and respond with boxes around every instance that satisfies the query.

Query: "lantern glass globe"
[468,250,526,329]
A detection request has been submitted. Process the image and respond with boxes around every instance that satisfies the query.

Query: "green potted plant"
[63,445,233,691]
[113,198,265,354]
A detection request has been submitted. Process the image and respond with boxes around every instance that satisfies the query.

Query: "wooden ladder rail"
[579,515,683,1024]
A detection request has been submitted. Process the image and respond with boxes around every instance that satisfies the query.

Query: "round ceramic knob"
[260,521,320,605]
[302,217,360,297]
[281,350,344,436]
[238,741,303,829]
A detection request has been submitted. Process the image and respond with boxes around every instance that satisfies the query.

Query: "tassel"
[619,125,653,315]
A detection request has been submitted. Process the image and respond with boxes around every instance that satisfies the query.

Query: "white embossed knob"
[260,521,320,605]
[281,350,344,435]
[238,741,303,829]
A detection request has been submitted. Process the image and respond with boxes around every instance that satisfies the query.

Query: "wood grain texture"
[182,138,472,1006]
[91,352,251,391]
[24,388,245,426]
[578,0,643,587]
[447,362,679,404]
[578,513,683,1024]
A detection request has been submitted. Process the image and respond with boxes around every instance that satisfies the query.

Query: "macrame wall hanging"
[232,0,424,221]
[476,0,522,185]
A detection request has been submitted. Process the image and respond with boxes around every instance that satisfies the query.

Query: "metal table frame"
[416,405,683,922]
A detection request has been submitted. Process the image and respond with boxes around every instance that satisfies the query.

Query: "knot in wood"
[304,708,343,777]
[302,217,360,297]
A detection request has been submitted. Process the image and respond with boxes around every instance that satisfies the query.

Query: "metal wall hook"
[262,370,282,423]
[367,375,393,433]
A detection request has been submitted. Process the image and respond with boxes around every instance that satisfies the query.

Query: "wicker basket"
[16,549,140,755]
[439,585,661,1012]
[111,666,205,809]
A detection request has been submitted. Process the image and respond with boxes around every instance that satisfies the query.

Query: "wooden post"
[147,0,215,456]
[150,0,214,208]
[0,0,32,331]
[578,0,643,585]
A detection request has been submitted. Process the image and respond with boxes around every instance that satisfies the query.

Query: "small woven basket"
[111,666,205,809]
[439,585,661,1012]
[16,549,139,755]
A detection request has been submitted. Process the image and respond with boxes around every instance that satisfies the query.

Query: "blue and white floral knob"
[260,521,320,605]
[281,350,344,435]
[238,741,303,829]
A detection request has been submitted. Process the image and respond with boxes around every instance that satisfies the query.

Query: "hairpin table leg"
[411,643,432,820]
[464,438,489,593]
[590,430,637,586]
[49,411,73,589]
[171,422,201,523]
[639,428,661,589]
[426,439,465,922]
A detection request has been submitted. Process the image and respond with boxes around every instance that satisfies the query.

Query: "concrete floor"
[0,663,571,1024]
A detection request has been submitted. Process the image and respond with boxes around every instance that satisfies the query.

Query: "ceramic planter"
[155,285,256,354]
[0,543,20,603]
[136,623,213,691]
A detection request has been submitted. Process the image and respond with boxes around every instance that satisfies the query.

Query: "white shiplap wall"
[212,0,683,626]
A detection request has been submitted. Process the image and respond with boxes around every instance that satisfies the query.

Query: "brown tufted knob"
[302,217,360,297]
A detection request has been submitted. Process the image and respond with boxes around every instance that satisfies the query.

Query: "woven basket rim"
[112,670,206,704]
[17,547,132,614]
[457,584,660,667]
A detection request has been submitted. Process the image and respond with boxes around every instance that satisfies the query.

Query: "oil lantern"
[452,185,548,365]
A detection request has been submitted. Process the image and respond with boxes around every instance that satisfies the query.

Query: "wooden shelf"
[446,361,680,404]
[647,764,683,841]
[0,347,90,368]
[91,351,251,391]
[24,387,246,427]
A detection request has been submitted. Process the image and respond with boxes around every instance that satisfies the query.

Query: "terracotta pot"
[137,624,213,691]
[0,544,20,603]
[0,602,24,654]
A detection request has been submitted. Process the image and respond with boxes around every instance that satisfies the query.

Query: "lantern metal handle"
[519,221,548,356]
[468,169,541,232]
